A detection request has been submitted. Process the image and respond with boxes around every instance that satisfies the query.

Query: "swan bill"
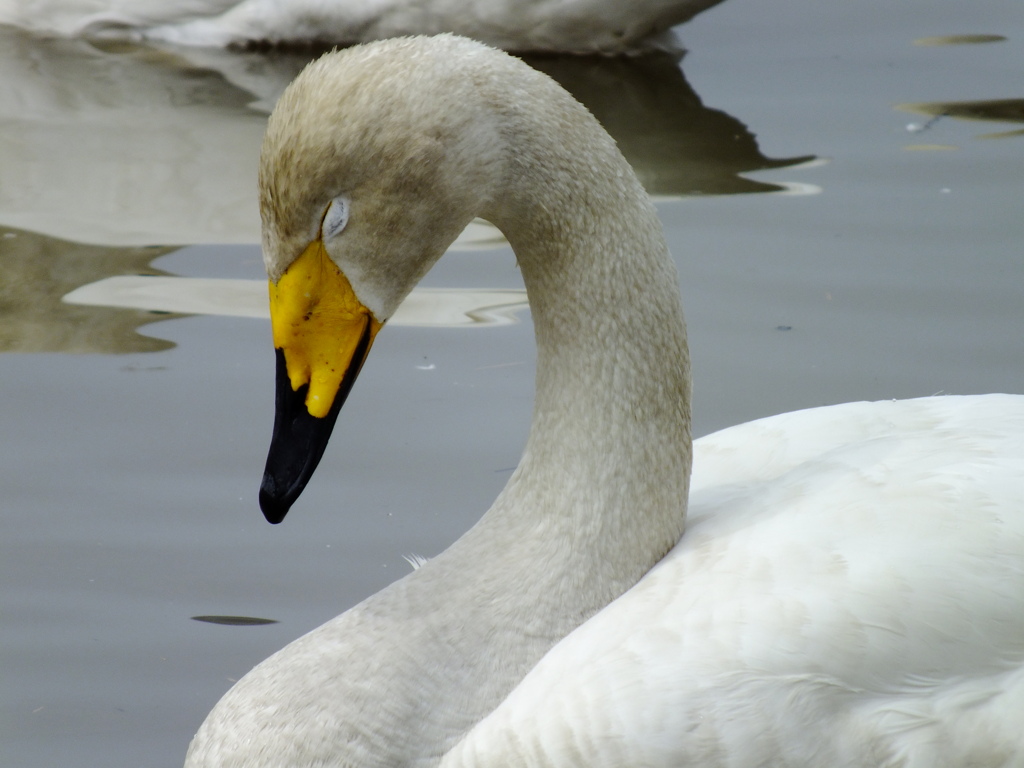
[266,239,382,419]
[259,240,382,523]
[260,324,375,522]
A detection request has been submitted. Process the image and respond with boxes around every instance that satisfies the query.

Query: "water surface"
[1,0,1022,765]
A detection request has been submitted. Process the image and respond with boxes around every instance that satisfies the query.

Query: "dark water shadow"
[0,226,179,354]
[897,98,1024,139]
[523,52,815,195]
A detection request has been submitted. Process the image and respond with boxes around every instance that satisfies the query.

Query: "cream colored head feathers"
[259,36,511,320]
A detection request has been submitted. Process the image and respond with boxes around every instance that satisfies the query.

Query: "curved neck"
[402,72,694,762]
[478,74,693,587]
[187,59,693,768]
[375,118,693,761]
[390,100,694,763]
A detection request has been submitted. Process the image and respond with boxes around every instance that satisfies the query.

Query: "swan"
[0,0,724,52]
[184,35,1024,768]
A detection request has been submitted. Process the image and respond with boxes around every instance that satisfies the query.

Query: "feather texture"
[185,37,1024,768]
[0,0,723,52]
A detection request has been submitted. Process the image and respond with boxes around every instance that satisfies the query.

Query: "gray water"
[1,0,1022,765]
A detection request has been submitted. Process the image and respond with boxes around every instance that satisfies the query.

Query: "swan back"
[0,0,726,51]
[440,395,1024,768]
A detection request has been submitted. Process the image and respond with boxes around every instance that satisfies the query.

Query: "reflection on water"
[0,29,267,246]
[191,615,279,626]
[0,226,177,353]
[0,224,528,356]
[897,98,1024,140]
[64,276,529,328]
[523,53,814,196]
[0,25,817,356]
[1,25,814,248]
[913,34,1007,46]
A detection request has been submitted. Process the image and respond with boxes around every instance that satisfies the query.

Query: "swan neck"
[473,78,693,595]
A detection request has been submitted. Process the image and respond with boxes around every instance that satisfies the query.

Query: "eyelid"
[322,196,350,239]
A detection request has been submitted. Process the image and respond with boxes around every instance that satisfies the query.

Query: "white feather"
[185,37,1024,768]
[443,396,1024,767]
[0,0,724,52]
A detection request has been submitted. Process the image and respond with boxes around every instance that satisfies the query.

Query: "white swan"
[184,35,1024,768]
[0,0,724,52]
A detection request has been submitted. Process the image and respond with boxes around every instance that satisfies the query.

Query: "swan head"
[257,36,507,522]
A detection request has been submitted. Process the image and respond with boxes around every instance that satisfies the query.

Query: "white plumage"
[0,0,724,52]
[184,36,1024,768]
[444,396,1024,767]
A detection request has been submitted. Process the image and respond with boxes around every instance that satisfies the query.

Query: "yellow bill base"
[268,239,382,418]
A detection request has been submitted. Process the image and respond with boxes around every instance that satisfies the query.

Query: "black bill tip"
[259,348,344,523]
[259,320,374,523]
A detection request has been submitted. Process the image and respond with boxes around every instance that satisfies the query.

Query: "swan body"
[0,0,724,52]
[184,36,1024,768]
[444,396,1024,767]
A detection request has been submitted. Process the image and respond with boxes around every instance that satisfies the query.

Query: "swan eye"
[322,196,350,240]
